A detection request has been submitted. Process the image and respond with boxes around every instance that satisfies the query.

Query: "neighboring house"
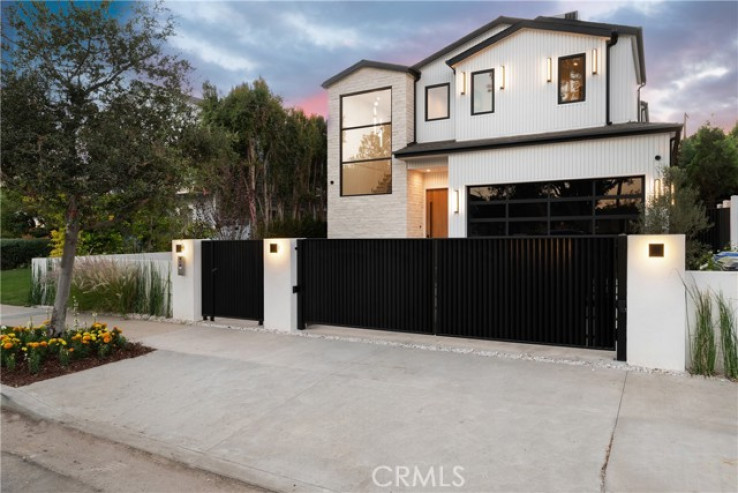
[322,12,682,239]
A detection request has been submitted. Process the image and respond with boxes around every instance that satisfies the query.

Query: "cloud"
[169,33,257,73]
[283,12,363,50]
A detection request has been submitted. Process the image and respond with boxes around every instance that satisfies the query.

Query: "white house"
[322,12,682,239]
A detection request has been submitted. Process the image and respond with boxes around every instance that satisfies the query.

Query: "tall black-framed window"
[467,176,644,237]
[471,69,494,115]
[425,83,450,121]
[559,53,586,104]
[340,88,392,196]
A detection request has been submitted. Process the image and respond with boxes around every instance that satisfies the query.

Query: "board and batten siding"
[447,132,673,237]
[609,35,639,124]
[453,30,610,141]
[326,68,415,238]
[415,24,511,144]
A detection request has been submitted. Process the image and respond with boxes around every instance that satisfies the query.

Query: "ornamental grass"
[0,321,128,375]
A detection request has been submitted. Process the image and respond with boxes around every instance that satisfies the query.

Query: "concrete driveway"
[1,314,736,492]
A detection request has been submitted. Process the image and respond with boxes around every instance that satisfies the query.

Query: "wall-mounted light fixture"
[649,243,665,258]
[592,49,599,74]
[546,57,552,82]
[453,189,459,214]
[269,242,279,254]
[654,179,662,198]
[500,65,506,90]
[460,71,467,95]
[175,243,184,253]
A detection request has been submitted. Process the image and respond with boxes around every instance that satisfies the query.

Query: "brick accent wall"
[326,69,415,238]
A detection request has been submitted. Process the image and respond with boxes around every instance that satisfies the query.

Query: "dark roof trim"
[322,60,420,89]
[446,17,645,82]
[394,123,682,158]
[411,16,524,70]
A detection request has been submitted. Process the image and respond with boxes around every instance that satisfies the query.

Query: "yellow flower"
[60,340,67,346]
[3,342,13,349]
[22,347,27,352]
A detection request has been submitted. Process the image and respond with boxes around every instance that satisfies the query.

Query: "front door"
[426,188,448,238]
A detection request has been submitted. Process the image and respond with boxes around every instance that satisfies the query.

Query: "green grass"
[1,268,31,306]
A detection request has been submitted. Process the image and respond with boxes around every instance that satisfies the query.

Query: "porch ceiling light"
[546,58,552,82]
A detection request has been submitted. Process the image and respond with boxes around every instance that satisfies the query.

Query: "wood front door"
[426,188,448,238]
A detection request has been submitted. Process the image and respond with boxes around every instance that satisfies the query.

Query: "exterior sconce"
[649,243,665,258]
[546,57,552,82]
[460,71,467,95]
[592,49,598,74]
[453,189,459,214]
[175,243,184,253]
[269,242,278,254]
[500,65,506,90]
[654,179,662,198]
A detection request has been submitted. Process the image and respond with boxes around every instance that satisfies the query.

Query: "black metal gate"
[697,208,731,252]
[201,240,264,322]
[297,237,627,357]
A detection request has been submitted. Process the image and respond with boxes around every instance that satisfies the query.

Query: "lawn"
[1,268,31,306]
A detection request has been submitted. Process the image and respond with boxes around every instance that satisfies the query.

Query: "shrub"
[689,288,716,376]
[716,293,738,380]
[0,239,51,270]
[264,217,327,238]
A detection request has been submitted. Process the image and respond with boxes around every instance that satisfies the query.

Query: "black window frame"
[424,83,450,122]
[467,176,645,237]
[558,53,586,105]
[471,69,495,116]
[339,87,393,197]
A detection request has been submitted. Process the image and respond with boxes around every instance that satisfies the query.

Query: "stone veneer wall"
[327,68,415,238]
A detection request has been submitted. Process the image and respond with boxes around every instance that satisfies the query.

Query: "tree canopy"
[1,0,192,331]
[679,123,738,208]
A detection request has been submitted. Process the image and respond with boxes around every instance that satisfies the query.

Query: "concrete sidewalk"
[1,306,736,492]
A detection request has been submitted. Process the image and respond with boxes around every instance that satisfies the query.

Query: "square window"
[472,70,494,115]
[425,84,449,121]
[559,54,586,104]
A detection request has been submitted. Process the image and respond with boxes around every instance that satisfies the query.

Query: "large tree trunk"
[50,200,81,335]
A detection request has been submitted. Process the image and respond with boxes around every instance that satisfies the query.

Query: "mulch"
[0,343,155,387]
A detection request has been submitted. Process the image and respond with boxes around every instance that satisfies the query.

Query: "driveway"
[1,316,736,492]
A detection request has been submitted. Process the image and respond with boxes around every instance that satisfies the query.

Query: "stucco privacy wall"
[263,239,298,332]
[626,234,686,372]
[327,68,415,238]
[171,239,202,322]
[684,271,738,373]
[448,132,672,237]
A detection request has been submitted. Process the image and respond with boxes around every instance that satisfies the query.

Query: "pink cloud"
[289,91,328,118]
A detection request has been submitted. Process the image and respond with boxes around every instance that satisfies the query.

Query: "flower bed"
[0,322,153,387]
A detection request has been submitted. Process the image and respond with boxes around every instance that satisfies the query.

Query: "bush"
[264,218,327,238]
[0,239,51,270]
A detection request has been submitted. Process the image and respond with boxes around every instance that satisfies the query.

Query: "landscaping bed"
[1,322,154,387]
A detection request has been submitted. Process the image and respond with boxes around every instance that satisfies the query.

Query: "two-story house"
[322,12,682,239]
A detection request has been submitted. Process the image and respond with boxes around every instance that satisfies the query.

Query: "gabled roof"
[411,16,524,70]
[394,123,681,158]
[321,60,420,89]
[446,16,646,83]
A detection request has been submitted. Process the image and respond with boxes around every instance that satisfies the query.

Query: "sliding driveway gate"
[298,237,627,358]
[201,240,264,322]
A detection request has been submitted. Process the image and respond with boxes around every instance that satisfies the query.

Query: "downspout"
[636,81,646,121]
[605,31,619,126]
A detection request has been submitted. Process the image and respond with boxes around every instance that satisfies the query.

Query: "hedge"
[1,239,52,270]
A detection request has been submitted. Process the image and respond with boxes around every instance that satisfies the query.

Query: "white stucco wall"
[626,234,686,371]
[171,239,203,322]
[263,238,298,332]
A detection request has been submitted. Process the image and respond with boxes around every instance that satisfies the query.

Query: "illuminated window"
[340,88,392,196]
[558,54,586,104]
[425,83,449,121]
[472,69,494,115]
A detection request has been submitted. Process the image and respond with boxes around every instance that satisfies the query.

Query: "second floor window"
[425,83,450,121]
[340,88,392,196]
[472,69,494,115]
[559,54,585,104]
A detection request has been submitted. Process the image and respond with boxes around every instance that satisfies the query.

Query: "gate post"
[263,238,299,332]
[616,235,627,361]
[171,239,203,322]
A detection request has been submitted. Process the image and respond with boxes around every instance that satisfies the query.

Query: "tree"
[638,166,710,268]
[679,123,738,208]
[1,1,191,332]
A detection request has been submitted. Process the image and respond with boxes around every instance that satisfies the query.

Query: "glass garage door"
[467,176,644,237]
